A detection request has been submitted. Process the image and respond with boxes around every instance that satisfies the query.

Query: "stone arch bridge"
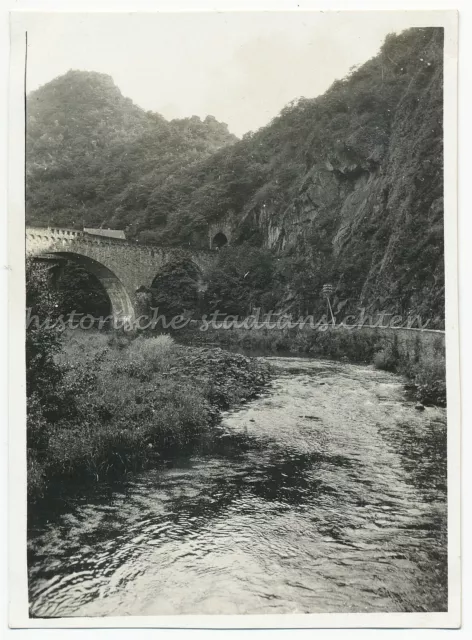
[26,227,217,321]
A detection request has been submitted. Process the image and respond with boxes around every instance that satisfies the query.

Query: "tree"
[26,260,78,451]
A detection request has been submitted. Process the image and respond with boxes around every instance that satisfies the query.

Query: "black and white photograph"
[7,8,460,628]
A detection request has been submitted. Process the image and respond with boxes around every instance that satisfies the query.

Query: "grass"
[28,331,271,500]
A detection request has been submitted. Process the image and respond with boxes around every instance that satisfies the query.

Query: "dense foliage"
[27,70,236,232]
[26,260,77,494]
[52,261,111,317]
[205,245,283,315]
[149,260,203,318]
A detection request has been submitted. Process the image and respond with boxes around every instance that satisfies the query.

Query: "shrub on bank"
[372,338,401,372]
[408,352,446,406]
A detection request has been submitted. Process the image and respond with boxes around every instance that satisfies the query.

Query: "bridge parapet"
[27,226,83,238]
[26,227,215,254]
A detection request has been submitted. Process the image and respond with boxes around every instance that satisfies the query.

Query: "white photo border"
[7,7,460,629]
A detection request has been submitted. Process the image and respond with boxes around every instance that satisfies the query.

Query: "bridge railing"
[25,226,217,256]
[26,227,84,238]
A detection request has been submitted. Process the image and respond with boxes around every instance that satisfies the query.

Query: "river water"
[28,356,447,617]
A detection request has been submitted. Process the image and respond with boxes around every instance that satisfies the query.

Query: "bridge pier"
[100,277,136,324]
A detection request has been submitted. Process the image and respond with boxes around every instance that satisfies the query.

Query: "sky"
[23,11,444,137]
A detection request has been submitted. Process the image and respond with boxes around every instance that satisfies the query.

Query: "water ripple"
[28,357,447,617]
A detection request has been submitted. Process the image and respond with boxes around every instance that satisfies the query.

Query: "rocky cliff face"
[221,28,444,324]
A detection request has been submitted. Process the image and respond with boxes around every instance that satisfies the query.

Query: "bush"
[26,260,80,497]
[373,337,400,372]
[373,350,389,370]
[414,354,446,406]
[27,451,47,498]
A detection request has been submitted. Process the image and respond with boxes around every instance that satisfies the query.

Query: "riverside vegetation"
[180,324,446,407]
[26,262,271,500]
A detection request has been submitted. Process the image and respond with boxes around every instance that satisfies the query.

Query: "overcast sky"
[24,11,443,137]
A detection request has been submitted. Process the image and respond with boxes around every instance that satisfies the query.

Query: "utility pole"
[322,283,336,326]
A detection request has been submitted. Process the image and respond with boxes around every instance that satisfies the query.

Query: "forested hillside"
[27,28,444,325]
[26,70,236,231]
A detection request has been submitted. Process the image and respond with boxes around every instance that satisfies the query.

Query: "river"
[28,356,447,617]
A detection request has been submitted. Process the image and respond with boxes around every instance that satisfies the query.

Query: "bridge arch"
[44,251,134,322]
